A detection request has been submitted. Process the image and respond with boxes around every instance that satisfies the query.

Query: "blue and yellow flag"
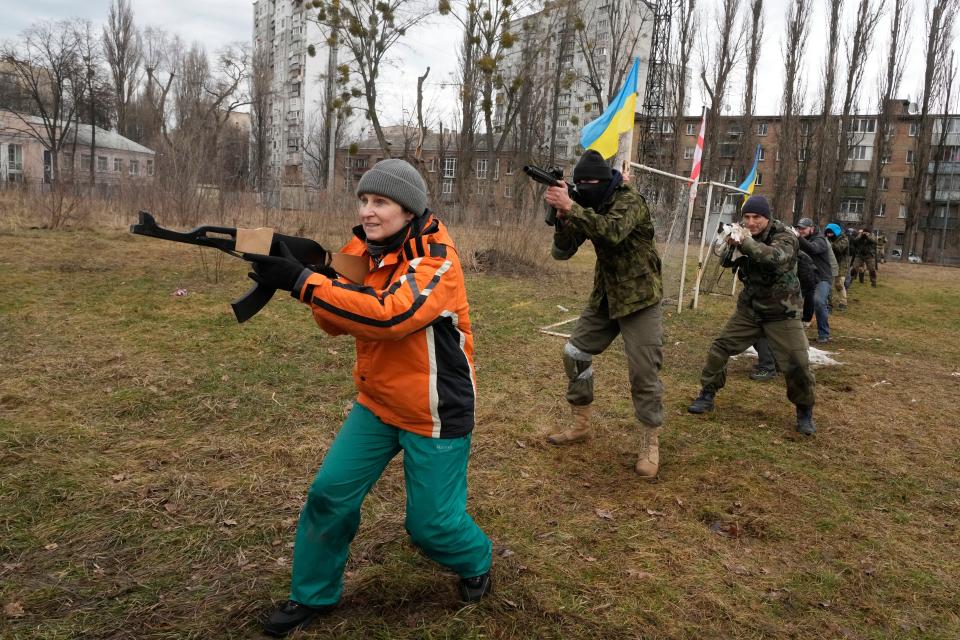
[737,144,761,202]
[579,58,640,159]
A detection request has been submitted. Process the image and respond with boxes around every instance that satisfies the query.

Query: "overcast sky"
[0,0,946,128]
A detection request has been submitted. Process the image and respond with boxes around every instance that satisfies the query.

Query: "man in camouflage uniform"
[543,150,665,478]
[876,230,887,265]
[824,224,849,311]
[850,227,878,287]
[687,195,816,435]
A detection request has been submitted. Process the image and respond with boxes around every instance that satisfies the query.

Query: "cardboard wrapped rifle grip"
[235,227,274,255]
[330,253,370,284]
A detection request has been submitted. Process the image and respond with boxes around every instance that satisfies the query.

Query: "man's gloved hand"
[244,242,308,292]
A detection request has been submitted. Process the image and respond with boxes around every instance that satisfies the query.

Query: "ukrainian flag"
[579,58,640,159]
[737,144,761,202]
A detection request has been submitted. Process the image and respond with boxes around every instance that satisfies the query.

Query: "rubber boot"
[687,390,715,414]
[634,425,661,479]
[547,404,591,445]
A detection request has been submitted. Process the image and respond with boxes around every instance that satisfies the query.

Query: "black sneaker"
[796,406,816,436]
[458,571,492,602]
[263,600,334,637]
[749,368,778,381]
[687,390,715,414]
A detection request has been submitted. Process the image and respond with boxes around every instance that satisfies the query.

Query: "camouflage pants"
[832,275,847,306]
[699,306,816,408]
[850,256,877,284]
[565,300,664,427]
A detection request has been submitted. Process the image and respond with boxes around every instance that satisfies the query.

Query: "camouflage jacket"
[552,183,662,319]
[722,219,802,322]
[829,233,850,272]
[851,232,877,259]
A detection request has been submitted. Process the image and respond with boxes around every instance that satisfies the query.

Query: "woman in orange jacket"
[245,159,492,637]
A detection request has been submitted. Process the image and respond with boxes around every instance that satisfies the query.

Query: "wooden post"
[692,183,715,309]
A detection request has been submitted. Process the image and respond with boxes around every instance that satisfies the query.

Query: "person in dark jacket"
[543,150,665,478]
[688,195,816,435]
[795,218,832,343]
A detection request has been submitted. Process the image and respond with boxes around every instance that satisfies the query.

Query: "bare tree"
[311,0,433,156]
[698,0,744,184]
[736,0,763,201]
[808,0,843,224]
[771,0,811,219]
[923,50,956,259]
[1,21,83,185]
[668,0,698,197]
[102,0,142,140]
[137,27,180,149]
[864,0,911,226]
[823,0,883,223]
[249,41,272,192]
[574,0,650,110]
[904,0,957,255]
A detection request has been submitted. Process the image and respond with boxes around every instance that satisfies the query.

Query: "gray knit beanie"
[356,158,428,216]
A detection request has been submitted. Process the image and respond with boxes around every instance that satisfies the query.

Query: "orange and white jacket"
[293,215,476,438]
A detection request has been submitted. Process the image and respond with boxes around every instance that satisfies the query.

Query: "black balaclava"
[571,150,613,210]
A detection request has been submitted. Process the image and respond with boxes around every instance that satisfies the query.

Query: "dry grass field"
[2,205,959,639]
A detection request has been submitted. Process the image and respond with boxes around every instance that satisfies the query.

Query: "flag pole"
[677,106,706,314]
[692,183,715,309]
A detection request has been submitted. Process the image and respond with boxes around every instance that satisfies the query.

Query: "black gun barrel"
[522,165,572,226]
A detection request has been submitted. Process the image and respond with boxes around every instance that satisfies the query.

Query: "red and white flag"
[688,107,707,203]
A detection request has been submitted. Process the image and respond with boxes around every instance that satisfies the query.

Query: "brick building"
[663,100,959,264]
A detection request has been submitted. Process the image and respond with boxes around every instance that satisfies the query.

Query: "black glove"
[307,263,339,279]
[244,242,308,292]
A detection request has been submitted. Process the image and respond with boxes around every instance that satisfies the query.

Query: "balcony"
[926,189,960,202]
[918,217,958,230]
[927,161,960,174]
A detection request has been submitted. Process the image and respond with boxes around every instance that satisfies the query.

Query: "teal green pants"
[289,402,492,606]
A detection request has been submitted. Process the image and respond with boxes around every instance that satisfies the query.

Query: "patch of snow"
[733,345,841,366]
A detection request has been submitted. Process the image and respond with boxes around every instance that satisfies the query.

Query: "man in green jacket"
[687,195,817,435]
[543,150,665,478]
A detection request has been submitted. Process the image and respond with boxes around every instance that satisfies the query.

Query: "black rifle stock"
[130,210,328,323]
[522,165,577,226]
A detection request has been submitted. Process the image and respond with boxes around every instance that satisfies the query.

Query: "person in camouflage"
[824,223,849,311]
[543,150,665,478]
[876,230,887,265]
[850,227,878,287]
[687,195,817,435]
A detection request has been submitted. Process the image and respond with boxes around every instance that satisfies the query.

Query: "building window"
[442,179,453,194]
[443,157,456,179]
[686,123,695,136]
[504,184,513,198]
[758,146,765,161]
[850,118,876,133]
[427,157,436,172]
[129,159,139,175]
[847,145,870,160]
[7,144,23,181]
[505,159,515,175]
[722,167,737,184]
[878,176,889,190]
[757,122,768,136]
[840,172,868,188]
[906,149,915,164]
[475,158,488,179]
[798,148,809,162]
[881,151,891,164]
[896,231,904,245]
[287,138,299,151]
[290,81,301,97]
[838,198,865,221]
[80,154,91,171]
[755,172,763,186]
[114,158,123,172]
[147,158,154,176]
[908,122,919,136]
[902,177,913,191]
[683,146,694,160]
[898,205,907,218]
[876,202,886,217]
[97,156,108,171]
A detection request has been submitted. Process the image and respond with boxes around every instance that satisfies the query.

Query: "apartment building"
[252,0,330,186]
[495,0,654,164]
[665,100,958,263]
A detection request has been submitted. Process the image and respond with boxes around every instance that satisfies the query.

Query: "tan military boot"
[634,425,661,479]
[546,405,591,445]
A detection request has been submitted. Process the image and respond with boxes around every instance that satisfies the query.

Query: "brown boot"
[547,405,591,445]
[634,425,661,478]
